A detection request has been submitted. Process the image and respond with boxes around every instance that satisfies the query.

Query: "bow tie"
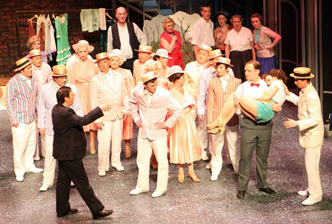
[250,82,260,87]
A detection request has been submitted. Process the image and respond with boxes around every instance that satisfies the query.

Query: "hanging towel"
[80,9,100,32]
[99,8,106,30]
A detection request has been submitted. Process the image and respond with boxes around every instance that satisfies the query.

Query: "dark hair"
[216,11,229,21]
[251,13,264,25]
[168,73,184,83]
[200,3,211,11]
[56,86,71,104]
[230,14,244,24]
[264,69,288,83]
[144,77,157,85]
[214,62,230,69]
[245,60,261,71]
[153,55,160,61]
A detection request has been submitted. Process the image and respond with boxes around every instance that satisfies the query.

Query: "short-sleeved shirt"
[191,18,215,47]
[225,26,253,52]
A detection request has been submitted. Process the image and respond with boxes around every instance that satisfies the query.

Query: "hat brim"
[143,75,159,83]
[94,57,110,63]
[14,61,32,72]
[166,71,185,80]
[108,53,127,63]
[50,71,70,77]
[290,73,315,79]
[73,43,94,53]
[151,53,172,59]
[134,49,152,54]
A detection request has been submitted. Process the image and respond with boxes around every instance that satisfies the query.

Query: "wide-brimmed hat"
[29,49,42,58]
[50,64,69,77]
[14,57,32,72]
[95,52,110,63]
[214,57,231,66]
[152,48,172,59]
[134,45,153,54]
[209,49,223,60]
[290,67,314,79]
[72,40,94,53]
[108,49,127,62]
[166,65,185,80]
[198,44,212,53]
[142,71,159,83]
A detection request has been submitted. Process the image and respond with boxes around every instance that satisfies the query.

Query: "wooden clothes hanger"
[27,14,38,24]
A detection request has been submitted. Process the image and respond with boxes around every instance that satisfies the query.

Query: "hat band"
[294,72,310,77]
[16,60,30,69]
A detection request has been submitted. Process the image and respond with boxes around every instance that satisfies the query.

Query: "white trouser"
[98,119,123,172]
[12,121,37,177]
[210,125,240,175]
[42,135,56,186]
[305,146,322,201]
[34,125,46,159]
[197,111,212,155]
[136,136,168,193]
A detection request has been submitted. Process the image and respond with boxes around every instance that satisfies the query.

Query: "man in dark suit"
[52,86,112,219]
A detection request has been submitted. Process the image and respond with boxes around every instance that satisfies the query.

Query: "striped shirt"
[37,81,82,136]
[6,74,37,125]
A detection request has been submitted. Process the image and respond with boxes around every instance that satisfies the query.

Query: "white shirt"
[191,18,215,47]
[269,80,286,105]
[20,74,32,88]
[107,22,147,59]
[219,75,230,91]
[225,27,253,52]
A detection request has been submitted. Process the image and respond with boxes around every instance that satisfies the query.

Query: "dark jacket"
[52,104,103,160]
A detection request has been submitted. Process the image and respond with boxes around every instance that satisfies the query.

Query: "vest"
[111,22,139,60]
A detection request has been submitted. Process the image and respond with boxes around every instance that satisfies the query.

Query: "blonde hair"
[162,17,175,30]
[109,55,124,66]
[27,35,40,49]
[144,60,159,73]
[74,44,90,54]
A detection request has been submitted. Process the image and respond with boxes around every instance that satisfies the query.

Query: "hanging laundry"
[100,20,115,52]
[45,15,57,61]
[28,20,36,37]
[80,9,100,32]
[55,13,71,65]
[99,8,106,31]
[36,15,46,51]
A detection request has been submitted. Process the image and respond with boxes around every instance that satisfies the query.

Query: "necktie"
[250,82,260,87]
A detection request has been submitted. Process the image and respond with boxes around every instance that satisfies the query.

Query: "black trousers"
[238,117,273,191]
[121,58,134,73]
[56,159,104,215]
[230,49,252,82]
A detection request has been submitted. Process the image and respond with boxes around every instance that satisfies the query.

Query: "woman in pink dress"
[159,18,183,69]
[109,49,134,159]
[66,40,99,154]
[152,48,172,89]
[167,66,201,183]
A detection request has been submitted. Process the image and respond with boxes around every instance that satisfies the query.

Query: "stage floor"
[0,102,332,224]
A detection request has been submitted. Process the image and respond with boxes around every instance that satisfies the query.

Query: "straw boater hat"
[214,57,231,66]
[14,57,32,72]
[290,67,315,79]
[209,49,223,60]
[29,49,42,58]
[50,64,69,77]
[166,65,185,80]
[108,49,127,62]
[72,40,94,53]
[152,48,172,59]
[198,44,212,53]
[95,52,110,63]
[134,45,153,54]
[141,71,159,83]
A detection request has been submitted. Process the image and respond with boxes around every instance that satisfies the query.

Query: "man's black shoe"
[93,209,113,220]
[236,190,245,199]
[57,208,78,217]
[259,187,276,195]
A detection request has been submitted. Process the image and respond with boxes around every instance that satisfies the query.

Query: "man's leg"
[110,118,123,168]
[42,135,56,187]
[305,146,322,202]
[226,125,240,174]
[136,137,152,191]
[152,136,168,193]
[56,161,71,214]
[210,133,224,180]
[98,121,112,174]
[24,121,38,172]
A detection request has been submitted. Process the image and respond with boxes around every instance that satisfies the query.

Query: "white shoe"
[39,184,52,192]
[210,174,218,181]
[16,176,24,182]
[99,170,106,177]
[201,151,209,161]
[130,188,149,195]
[205,162,211,170]
[27,168,43,173]
[298,190,309,197]
[152,190,166,198]
[112,165,124,172]
[302,198,321,206]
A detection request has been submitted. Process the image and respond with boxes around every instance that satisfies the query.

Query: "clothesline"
[16,9,113,14]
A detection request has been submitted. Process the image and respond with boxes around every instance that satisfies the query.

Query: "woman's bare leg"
[89,130,97,155]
